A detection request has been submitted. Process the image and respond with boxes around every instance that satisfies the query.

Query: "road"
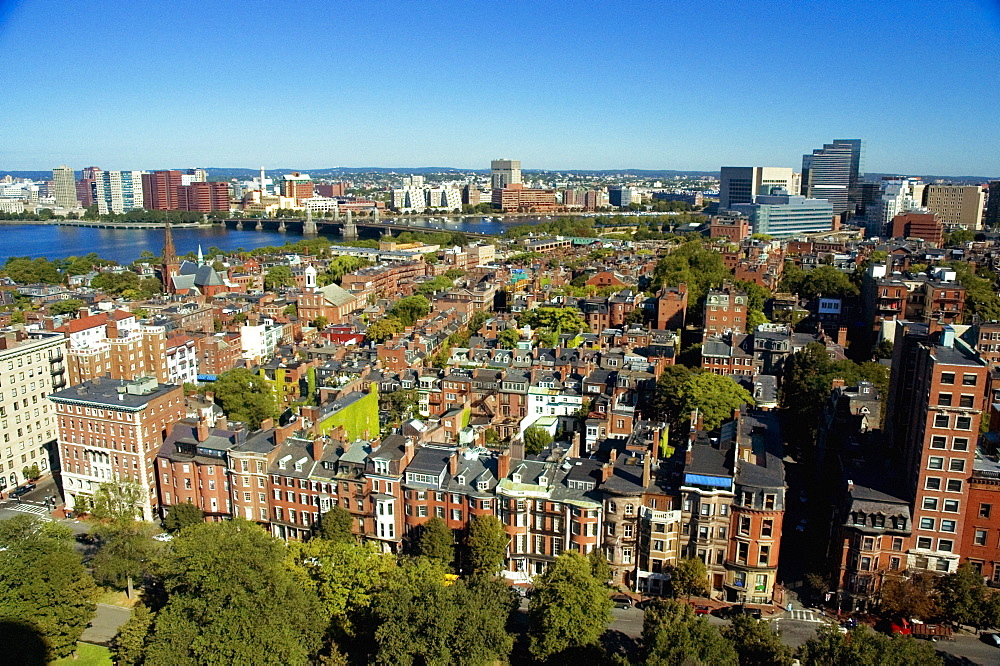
[81,604,133,645]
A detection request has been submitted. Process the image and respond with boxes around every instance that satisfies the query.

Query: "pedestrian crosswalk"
[5,503,53,520]
[787,609,823,623]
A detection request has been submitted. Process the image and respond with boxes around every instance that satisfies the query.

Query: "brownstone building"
[656,284,688,330]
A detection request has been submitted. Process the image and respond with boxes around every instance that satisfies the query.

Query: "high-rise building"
[490,159,522,190]
[282,172,313,203]
[869,178,924,237]
[186,168,208,182]
[141,170,184,211]
[94,170,146,214]
[52,376,185,520]
[731,193,834,237]
[985,181,1000,228]
[801,139,864,215]
[609,187,637,208]
[177,182,230,213]
[718,167,796,210]
[885,322,986,574]
[0,327,67,493]
[924,185,985,230]
[52,165,78,209]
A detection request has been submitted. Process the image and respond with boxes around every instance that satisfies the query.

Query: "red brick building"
[656,284,688,330]
[891,212,944,245]
[142,170,183,210]
[177,182,230,213]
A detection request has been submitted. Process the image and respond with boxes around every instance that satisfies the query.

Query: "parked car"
[981,633,1000,648]
[719,605,762,619]
[10,483,36,498]
[611,594,633,609]
[692,604,711,616]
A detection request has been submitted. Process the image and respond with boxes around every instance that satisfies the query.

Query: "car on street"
[718,605,762,619]
[982,633,1000,648]
[10,483,36,498]
[692,604,711,616]
[611,594,633,609]
[152,533,173,542]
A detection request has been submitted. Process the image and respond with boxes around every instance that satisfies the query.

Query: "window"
[953,438,970,452]
[919,517,935,530]
[956,416,972,430]
[941,519,957,533]
[946,479,962,493]
[892,537,904,551]
[890,556,901,570]
[930,436,947,449]
[758,545,770,566]
[764,494,776,510]
[943,499,960,513]
[934,414,950,428]
[981,503,992,519]
[860,556,872,571]
[928,457,944,470]
[916,536,932,549]
[938,393,952,406]
[738,515,751,536]
[925,477,941,490]
[960,395,975,408]
[622,547,633,564]
[700,503,711,516]
[923,497,939,511]
[963,373,977,386]
[737,542,749,564]
[938,539,954,552]
[949,459,966,472]
[862,536,875,550]
[761,519,773,538]
[941,372,955,384]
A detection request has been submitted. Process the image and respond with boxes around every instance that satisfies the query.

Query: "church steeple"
[161,222,180,293]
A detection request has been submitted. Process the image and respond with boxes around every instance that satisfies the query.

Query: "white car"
[152,533,173,542]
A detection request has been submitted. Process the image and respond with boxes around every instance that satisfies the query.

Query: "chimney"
[497,447,511,480]
[831,377,846,390]
[837,327,848,347]
[450,450,460,476]
[941,325,956,348]
[601,462,614,482]
[259,417,274,431]
[642,453,651,489]
[312,437,325,461]
[196,415,210,443]
[403,437,415,465]
[215,414,227,430]
[568,432,581,459]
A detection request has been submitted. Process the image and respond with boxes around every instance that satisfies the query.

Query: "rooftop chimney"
[215,415,227,431]
[403,437,415,465]
[642,453,651,489]
[312,437,325,461]
[196,415,210,443]
[449,450,460,476]
[941,325,956,348]
[497,447,511,480]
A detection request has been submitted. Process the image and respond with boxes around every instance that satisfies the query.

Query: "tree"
[0,516,97,660]
[668,557,709,600]
[21,463,40,481]
[388,295,431,327]
[111,602,153,665]
[796,624,941,666]
[780,264,858,301]
[937,562,993,627]
[496,328,520,349]
[90,520,164,590]
[415,275,454,296]
[49,298,86,316]
[528,551,613,661]
[163,502,205,533]
[264,265,295,291]
[382,388,417,425]
[212,367,277,429]
[523,425,553,455]
[678,373,755,430]
[873,339,894,360]
[465,515,508,577]
[313,315,328,329]
[721,615,794,666]
[144,519,323,665]
[449,576,516,666]
[316,505,356,544]
[416,517,454,569]
[91,478,146,522]
[588,547,612,585]
[946,228,975,245]
[91,270,142,295]
[2,256,63,284]
[645,364,693,426]
[642,599,738,666]
[518,307,588,334]
[878,573,938,620]
[366,317,404,344]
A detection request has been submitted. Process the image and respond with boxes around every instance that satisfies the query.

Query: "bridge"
[216,218,496,239]
[0,219,207,230]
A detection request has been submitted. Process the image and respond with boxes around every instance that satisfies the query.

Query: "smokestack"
[196,415,210,443]
[497,447,511,480]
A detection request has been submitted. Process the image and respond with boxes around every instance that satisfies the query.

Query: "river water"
[0,215,561,264]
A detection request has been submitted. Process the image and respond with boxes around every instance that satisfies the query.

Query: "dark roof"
[50,376,178,410]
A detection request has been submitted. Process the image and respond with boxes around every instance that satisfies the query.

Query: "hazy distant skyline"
[2,0,999,176]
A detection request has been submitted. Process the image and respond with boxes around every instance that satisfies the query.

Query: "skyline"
[2,0,999,175]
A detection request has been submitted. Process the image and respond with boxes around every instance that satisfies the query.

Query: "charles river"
[0,216,544,265]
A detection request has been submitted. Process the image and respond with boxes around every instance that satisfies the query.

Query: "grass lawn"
[52,642,111,666]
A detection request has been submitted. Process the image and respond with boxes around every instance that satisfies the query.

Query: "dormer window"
[512,473,522,484]
[538,475,548,486]
[457,475,466,485]
[477,479,489,491]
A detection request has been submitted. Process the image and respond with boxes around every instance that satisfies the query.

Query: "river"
[0,215,570,264]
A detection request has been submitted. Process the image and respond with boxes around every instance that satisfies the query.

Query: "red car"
[693,604,711,616]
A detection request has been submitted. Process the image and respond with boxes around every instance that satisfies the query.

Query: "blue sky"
[2,0,999,175]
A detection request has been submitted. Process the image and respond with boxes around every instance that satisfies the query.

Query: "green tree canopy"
[796,624,941,666]
[588,547,612,585]
[678,373,755,430]
[111,602,154,666]
[518,307,588,334]
[144,519,323,665]
[366,317,405,344]
[651,237,730,317]
[91,270,142,295]
[163,502,205,533]
[642,599,738,666]
[212,367,277,429]
[528,551,613,661]
[523,425,554,455]
[49,298,86,315]
[3,256,64,284]
[497,328,520,349]
[415,275,454,296]
[388,295,431,327]
[0,515,97,660]
[92,478,146,522]
[316,505,356,544]
[668,556,710,600]
[90,520,164,590]
[721,614,794,666]
[780,264,859,301]
[415,517,454,569]
[465,515,509,578]
[264,265,296,291]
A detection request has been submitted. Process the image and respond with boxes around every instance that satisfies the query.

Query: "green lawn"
[52,642,111,666]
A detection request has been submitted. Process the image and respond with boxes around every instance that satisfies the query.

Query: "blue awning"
[197,374,218,382]
[684,473,733,489]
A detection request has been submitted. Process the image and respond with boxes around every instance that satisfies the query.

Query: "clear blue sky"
[2,0,999,176]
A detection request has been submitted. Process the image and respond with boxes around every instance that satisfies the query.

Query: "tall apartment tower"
[718,167,796,210]
[924,185,985,230]
[985,181,1000,228]
[52,165,78,208]
[885,322,987,574]
[141,170,184,211]
[491,159,522,190]
[94,170,146,214]
[801,139,864,215]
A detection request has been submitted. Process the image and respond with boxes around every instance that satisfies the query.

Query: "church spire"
[197,244,204,265]
[163,222,177,263]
